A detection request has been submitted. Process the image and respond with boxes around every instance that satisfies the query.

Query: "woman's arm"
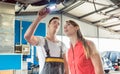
[89,41,104,74]
[63,54,69,74]
[24,8,49,45]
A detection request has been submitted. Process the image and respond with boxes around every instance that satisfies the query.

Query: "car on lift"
[101,51,120,73]
[102,56,114,73]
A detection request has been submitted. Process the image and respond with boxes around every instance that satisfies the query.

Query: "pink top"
[68,41,95,74]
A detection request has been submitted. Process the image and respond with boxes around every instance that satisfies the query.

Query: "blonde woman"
[64,20,104,74]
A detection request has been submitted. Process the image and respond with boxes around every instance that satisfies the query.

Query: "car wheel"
[104,70,109,73]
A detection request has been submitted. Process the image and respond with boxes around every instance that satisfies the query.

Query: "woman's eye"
[68,23,70,25]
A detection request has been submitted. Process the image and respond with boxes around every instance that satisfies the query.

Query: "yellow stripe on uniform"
[45,58,64,63]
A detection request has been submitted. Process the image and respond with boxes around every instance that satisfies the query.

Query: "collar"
[70,40,82,48]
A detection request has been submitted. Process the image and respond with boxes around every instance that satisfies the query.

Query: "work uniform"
[36,36,66,74]
[68,41,95,74]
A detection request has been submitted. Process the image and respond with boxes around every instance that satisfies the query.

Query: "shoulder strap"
[44,38,63,58]
[60,42,63,58]
[44,38,50,57]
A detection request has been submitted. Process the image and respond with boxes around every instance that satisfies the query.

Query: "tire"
[104,70,109,73]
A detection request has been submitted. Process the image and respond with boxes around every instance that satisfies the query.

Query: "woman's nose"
[64,25,66,29]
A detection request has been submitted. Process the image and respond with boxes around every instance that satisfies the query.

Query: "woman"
[24,8,68,74]
[64,20,104,74]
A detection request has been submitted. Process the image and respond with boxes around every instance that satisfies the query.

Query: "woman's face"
[64,21,78,37]
[48,19,60,31]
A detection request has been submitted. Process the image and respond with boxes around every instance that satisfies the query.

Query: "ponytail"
[77,28,91,58]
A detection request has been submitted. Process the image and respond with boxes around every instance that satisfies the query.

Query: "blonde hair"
[67,20,92,58]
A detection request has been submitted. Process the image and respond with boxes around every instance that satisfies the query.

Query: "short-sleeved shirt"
[68,40,95,74]
[36,36,66,74]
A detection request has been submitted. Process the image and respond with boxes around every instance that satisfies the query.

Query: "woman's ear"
[76,26,79,31]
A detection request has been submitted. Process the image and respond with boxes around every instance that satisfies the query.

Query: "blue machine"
[0,54,22,70]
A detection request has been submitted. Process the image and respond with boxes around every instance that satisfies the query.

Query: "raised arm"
[24,8,49,45]
[89,41,104,74]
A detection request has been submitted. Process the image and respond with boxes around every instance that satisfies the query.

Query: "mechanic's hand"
[37,7,50,20]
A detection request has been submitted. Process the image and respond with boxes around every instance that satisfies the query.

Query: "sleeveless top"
[68,41,95,74]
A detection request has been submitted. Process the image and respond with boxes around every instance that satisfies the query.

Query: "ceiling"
[1,0,120,34]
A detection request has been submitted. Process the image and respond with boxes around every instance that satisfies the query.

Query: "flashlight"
[47,4,57,11]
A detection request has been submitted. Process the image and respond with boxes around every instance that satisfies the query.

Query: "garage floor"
[108,71,120,74]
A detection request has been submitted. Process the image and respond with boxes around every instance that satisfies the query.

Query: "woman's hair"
[48,17,60,24]
[67,20,92,58]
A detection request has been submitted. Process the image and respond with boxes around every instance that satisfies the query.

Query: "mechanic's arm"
[24,8,49,45]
